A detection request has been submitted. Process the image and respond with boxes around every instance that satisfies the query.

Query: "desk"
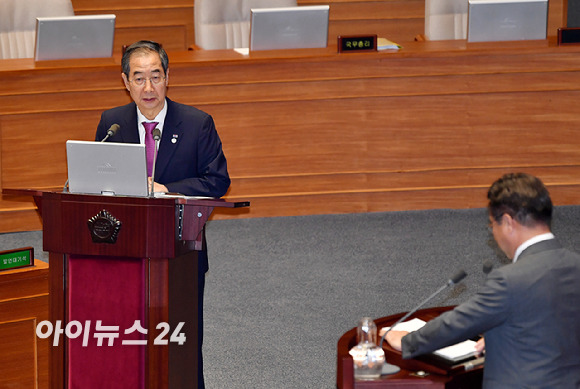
[2,39,580,233]
[337,307,483,388]
[0,260,49,389]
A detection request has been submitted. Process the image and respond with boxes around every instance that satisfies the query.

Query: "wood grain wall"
[1,0,578,233]
[70,0,566,53]
[0,261,49,389]
[69,0,427,52]
[72,0,195,52]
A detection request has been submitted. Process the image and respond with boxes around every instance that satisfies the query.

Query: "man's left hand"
[148,177,168,193]
[378,328,409,352]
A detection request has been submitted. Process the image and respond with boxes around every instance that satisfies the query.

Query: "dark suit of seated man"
[95,40,230,389]
[384,173,580,388]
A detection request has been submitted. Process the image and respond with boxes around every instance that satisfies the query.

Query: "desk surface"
[337,306,483,389]
[1,37,576,70]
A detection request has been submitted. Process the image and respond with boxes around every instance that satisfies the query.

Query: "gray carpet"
[2,206,579,388]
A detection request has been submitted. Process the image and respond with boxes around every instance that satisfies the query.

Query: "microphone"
[449,269,468,285]
[149,128,161,197]
[101,124,120,142]
[378,269,468,352]
[483,261,494,275]
[152,128,161,141]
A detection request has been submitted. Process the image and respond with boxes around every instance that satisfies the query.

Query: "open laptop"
[467,0,548,43]
[35,14,116,61]
[66,141,149,197]
[249,5,329,51]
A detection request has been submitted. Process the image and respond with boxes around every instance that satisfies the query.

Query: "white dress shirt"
[513,232,555,263]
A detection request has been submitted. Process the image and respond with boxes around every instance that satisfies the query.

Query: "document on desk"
[154,192,215,200]
[377,37,402,50]
[382,318,478,362]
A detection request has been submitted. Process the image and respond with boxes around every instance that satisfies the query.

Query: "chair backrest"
[424,0,468,41]
[0,0,74,59]
[194,0,297,50]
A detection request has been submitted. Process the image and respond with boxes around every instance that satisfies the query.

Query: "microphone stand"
[379,283,452,349]
[149,128,161,198]
[378,270,467,375]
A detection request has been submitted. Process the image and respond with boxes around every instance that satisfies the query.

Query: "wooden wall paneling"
[0,319,39,388]
[0,117,2,193]
[0,63,122,96]
[199,93,580,191]
[0,208,43,233]
[320,0,425,43]
[2,41,580,232]
[222,167,580,201]
[2,111,109,189]
[112,25,190,53]
[0,261,50,389]
[329,19,424,44]
[71,0,194,52]
[166,50,580,176]
[67,0,568,56]
[71,0,193,8]
[70,0,430,53]
[335,0,423,44]
[65,0,568,50]
[317,0,424,20]
[549,0,566,31]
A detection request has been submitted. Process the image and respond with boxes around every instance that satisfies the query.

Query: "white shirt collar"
[513,232,555,263]
[137,99,168,143]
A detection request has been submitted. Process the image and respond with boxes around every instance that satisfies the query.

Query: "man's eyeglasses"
[129,75,165,86]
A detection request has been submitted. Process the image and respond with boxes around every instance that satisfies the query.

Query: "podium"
[337,307,483,389]
[7,189,248,389]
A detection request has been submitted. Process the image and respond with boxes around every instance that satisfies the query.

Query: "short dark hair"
[121,40,169,78]
[487,173,552,228]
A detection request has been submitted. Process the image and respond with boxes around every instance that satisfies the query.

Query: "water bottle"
[349,317,385,380]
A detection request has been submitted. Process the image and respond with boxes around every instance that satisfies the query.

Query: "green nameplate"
[0,247,34,271]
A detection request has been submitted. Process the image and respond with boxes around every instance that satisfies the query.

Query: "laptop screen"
[467,0,548,43]
[35,15,116,61]
[250,6,329,51]
[66,140,148,197]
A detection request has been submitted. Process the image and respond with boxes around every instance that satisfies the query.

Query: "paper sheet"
[381,318,478,362]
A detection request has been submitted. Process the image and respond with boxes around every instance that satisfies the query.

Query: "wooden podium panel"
[337,307,483,389]
[19,191,248,389]
[0,261,49,389]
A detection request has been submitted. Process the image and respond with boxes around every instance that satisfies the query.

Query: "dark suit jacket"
[95,98,230,198]
[95,98,230,274]
[402,239,580,388]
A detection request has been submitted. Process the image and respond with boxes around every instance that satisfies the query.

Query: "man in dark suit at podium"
[385,173,580,388]
[95,40,230,389]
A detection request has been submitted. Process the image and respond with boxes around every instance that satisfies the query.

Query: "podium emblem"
[87,209,122,244]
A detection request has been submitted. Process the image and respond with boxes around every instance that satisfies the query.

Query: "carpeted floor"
[2,206,579,388]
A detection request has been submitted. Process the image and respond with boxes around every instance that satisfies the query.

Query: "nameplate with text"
[338,35,378,53]
[0,247,34,271]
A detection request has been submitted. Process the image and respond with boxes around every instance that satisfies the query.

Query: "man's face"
[122,51,169,120]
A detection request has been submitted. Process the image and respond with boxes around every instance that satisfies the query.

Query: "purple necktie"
[142,121,159,177]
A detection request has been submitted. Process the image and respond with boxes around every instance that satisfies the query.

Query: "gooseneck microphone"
[379,269,468,351]
[149,128,161,197]
[101,124,120,142]
[483,261,494,275]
